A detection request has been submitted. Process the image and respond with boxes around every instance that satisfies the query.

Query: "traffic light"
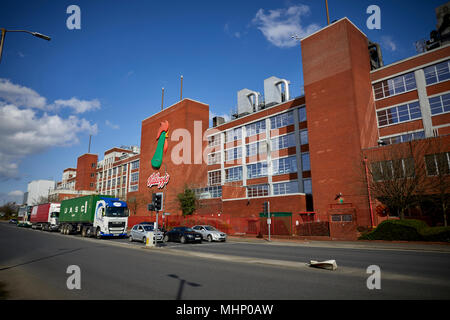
[262,202,268,215]
[152,193,163,211]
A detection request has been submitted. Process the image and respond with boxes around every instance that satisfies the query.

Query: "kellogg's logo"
[147,172,170,189]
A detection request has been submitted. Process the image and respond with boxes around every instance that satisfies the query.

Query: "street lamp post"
[0,28,51,63]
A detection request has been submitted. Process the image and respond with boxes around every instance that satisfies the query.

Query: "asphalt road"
[1,222,450,300]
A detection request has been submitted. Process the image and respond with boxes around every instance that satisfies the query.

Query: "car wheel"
[207,234,213,242]
[81,227,87,237]
[96,228,102,239]
[142,236,147,244]
[129,235,133,242]
[164,235,169,243]
[180,236,186,244]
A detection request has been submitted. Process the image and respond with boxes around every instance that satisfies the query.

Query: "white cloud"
[0,78,47,109]
[381,36,397,52]
[0,79,99,181]
[105,119,120,130]
[53,97,101,114]
[8,190,24,197]
[252,4,320,48]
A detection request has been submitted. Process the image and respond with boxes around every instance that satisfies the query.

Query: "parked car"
[192,225,227,242]
[129,224,164,243]
[9,219,18,224]
[163,226,202,244]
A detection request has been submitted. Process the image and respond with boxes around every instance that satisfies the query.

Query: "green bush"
[359,219,450,242]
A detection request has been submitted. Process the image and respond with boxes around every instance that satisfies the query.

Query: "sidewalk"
[227,235,450,253]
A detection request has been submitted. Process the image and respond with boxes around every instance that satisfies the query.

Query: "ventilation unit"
[264,76,290,106]
[237,88,262,116]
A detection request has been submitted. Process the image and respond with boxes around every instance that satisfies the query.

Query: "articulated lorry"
[59,195,129,238]
[30,203,60,231]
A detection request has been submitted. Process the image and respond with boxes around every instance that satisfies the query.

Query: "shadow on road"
[0,248,84,271]
[167,274,201,300]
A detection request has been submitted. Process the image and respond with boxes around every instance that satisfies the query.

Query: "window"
[208,152,221,165]
[299,107,307,122]
[425,153,450,176]
[246,141,266,157]
[247,162,268,179]
[108,169,112,176]
[112,167,117,175]
[424,60,450,85]
[194,186,222,199]
[247,184,269,197]
[112,178,116,187]
[301,153,310,172]
[377,101,421,127]
[273,180,299,195]
[225,166,242,182]
[131,160,140,170]
[332,214,353,222]
[300,130,308,145]
[373,72,416,99]
[207,134,221,147]
[129,185,138,192]
[381,131,425,145]
[246,120,266,137]
[208,171,221,186]
[272,156,297,175]
[225,147,242,161]
[225,127,242,142]
[270,111,294,129]
[371,158,415,181]
[130,172,139,183]
[429,93,450,116]
[303,179,312,194]
[271,133,296,151]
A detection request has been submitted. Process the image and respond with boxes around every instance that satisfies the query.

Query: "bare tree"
[365,140,429,220]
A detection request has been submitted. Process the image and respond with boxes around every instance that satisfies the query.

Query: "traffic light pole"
[268,201,271,242]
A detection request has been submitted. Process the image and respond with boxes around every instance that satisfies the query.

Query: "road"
[1,221,450,300]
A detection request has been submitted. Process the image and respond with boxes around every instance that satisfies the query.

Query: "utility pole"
[325,0,330,25]
[180,75,183,100]
[161,87,164,111]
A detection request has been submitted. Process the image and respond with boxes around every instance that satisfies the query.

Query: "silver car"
[192,225,227,242]
[129,224,164,243]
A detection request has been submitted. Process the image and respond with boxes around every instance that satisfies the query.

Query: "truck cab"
[48,203,60,231]
[94,198,129,237]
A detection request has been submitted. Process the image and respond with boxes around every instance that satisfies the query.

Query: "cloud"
[105,119,120,130]
[0,78,101,114]
[0,79,99,181]
[0,78,47,109]
[8,190,24,197]
[53,97,101,114]
[224,23,243,39]
[381,36,397,52]
[252,4,320,48]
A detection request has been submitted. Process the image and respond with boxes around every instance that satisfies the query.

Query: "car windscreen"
[105,207,129,217]
[143,225,154,231]
[204,226,217,231]
[50,212,59,218]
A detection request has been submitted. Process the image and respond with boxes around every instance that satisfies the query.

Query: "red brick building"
[51,16,449,239]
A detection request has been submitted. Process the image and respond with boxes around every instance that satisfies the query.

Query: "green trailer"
[59,194,129,238]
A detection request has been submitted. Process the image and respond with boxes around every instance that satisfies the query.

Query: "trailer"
[30,203,60,231]
[59,195,129,238]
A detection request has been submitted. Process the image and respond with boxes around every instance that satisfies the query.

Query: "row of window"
[208,108,307,146]
[373,59,450,100]
[209,130,309,164]
[380,131,425,145]
[371,153,450,181]
[247,179,312,197]
[377,92,449,128]
[209,154,310,184]
[377,101,421,127]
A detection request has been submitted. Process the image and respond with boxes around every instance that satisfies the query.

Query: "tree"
[127,194,146,216]
[177,186,196,217]
[365,140,429,220]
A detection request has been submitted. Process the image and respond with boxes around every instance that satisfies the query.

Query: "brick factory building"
[52,15,450,240]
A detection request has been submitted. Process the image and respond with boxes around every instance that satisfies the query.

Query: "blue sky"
[0,0,445,204]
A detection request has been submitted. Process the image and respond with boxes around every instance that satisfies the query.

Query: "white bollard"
[145,231,155,247]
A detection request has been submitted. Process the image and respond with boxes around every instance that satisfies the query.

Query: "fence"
[128,212,330,238]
